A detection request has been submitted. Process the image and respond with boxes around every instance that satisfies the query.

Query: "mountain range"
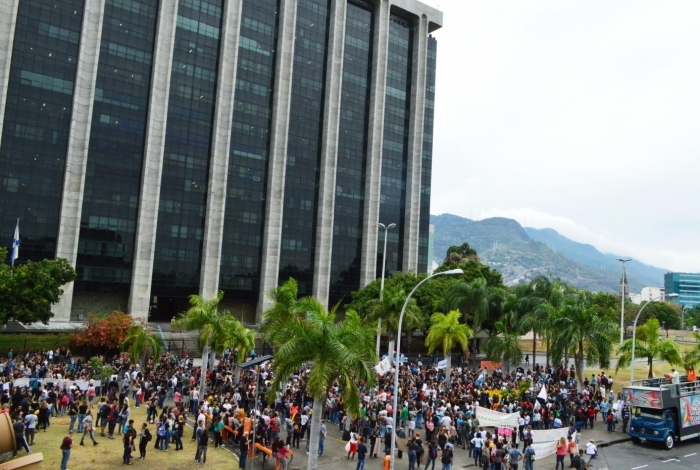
[430,213,668,293]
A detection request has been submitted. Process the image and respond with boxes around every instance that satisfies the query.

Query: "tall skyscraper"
[0,0,442,323]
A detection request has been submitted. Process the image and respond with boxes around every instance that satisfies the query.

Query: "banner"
[680,394,700,428]
[437,359,447,370]
[475,405,519,427]
[497,427,512,437]
[530,441,558,460]
[375,357,392,376]
[530,427,569,443]
[481,361,502,371]
[623,388,662,409]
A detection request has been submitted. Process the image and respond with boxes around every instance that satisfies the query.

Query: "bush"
[69,311,134,349]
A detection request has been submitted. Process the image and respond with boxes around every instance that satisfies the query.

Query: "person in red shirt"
[61,430,74,470]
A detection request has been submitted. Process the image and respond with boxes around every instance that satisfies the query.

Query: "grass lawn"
[4,407,239,470]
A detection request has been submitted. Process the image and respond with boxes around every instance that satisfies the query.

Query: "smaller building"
[665,272,700,308]
[629,287,666,305]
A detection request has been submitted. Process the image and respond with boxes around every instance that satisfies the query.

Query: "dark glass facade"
[0,0,84,262]
[329,0,373,305]
[278,0,331,296]
[376,17,412,278]
[151,0,224,302]
[76,0,159,294]
[219,0,279,302]
[417,36,436,273]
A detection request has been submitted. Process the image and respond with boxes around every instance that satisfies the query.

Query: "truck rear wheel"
[664,434,674,450]
[631,437,641,444]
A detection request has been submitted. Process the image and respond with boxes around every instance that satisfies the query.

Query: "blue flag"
[475,369,486,388]
[10,219,19,266]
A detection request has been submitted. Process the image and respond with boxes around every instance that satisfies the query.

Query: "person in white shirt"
[672,369,680,384]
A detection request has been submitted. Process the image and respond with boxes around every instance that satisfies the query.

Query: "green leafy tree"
[172,291,227,396]
[550,293,618,390]
[616,317,683,378]
[625,301,681,332]
[89,357,115,381]
[121,323,165,371]
[425,310,472,382]
[484,293,523,371]
[443,277,489,361]
[684,305,700,329]
[683,332,700,368]
[519,276,564,365]
[0,248,76,325]
[363,285,424,344]
[264,293,376,470]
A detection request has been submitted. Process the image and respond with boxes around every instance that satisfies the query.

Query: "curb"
[598,437,631,448]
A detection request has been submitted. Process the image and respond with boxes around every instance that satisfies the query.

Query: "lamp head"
[616,258,632,263]
[378,223,385,229]
[667,293,679,298]
[388,223,396,229]
[442,269,464,276]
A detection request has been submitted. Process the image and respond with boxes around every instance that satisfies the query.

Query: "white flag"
[10,219,19,266]
[375,356,392,376]
[537,384,548,401]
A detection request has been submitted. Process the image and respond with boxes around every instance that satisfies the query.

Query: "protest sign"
[475,405,519,427]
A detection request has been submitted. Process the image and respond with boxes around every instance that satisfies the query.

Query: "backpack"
[441,448,452,464]
[429,445,437,459]
[157,422,166,437]
[606,414,613,423]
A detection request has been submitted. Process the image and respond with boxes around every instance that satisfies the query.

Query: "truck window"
[634,407,664,419]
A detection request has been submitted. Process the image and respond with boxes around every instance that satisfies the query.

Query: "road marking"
[631,465,648,469]
[662,458,679,463]
[685,453,697,457]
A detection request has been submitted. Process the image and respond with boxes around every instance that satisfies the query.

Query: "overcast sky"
[423,0,700,272]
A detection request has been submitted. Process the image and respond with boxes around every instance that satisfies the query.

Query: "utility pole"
[617,258,631,343]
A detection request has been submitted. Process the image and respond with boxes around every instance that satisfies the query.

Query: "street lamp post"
[617,258,631,343]
[630,293,679,382]
[377,223,396,359]
[682,305,691,332]
[389,268,463,470]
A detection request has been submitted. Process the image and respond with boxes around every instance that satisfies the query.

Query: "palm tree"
[260,278,303,347]
[264,294,376,470]
[364,286,423,345]
[484,293,523,372]
[443,277,489,361]
[519,276,564,366]
[616,317,683,378]
[121,323,165,371]
[683,332,700,369]
[550,294,618,391]
[219,316,255,384]
[172,291,226,397]
[425,310,472,382]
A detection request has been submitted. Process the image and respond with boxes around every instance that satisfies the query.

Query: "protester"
[60,430,73,470]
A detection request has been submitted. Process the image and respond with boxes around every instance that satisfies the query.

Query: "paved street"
[599,440,700,470]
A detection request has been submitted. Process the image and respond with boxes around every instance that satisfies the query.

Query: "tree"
[0,247,76,325]
[443,242,478,265]
[264,293,376,470]
[519,276,564,366]
[172,291,226,397]
[69,311,134,349]
[484,293,523,372]
[425,310,472,382]
[550,293,618,391]
[683,332,700,369]
[625,301,681,332]
[121,322,165,371]
[443,277,489,361]
[219,316,255,384]
[684,305,700,329]
[363,285,424,345]
[616,317,683,378]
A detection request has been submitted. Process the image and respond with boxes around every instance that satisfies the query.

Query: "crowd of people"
[1,345,632,470]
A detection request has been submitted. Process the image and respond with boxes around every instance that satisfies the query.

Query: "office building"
[665,272,700,308]
[0,0,442,322]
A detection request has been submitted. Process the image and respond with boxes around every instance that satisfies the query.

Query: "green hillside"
[430,213,665,293]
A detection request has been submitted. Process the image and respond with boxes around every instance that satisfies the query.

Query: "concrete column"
[312,0,346,308]
[128,0,180,321]
[52,0,107,321]
[199,0,244,301]
[0,0,19,144]
[256,0,298,321]
[402,14,428,274]
[359,0,390,288]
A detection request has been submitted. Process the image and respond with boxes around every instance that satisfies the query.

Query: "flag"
[537,384,548,401]
[475,369,486,388]
[375,356,392,376]
[10,219,19,266]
